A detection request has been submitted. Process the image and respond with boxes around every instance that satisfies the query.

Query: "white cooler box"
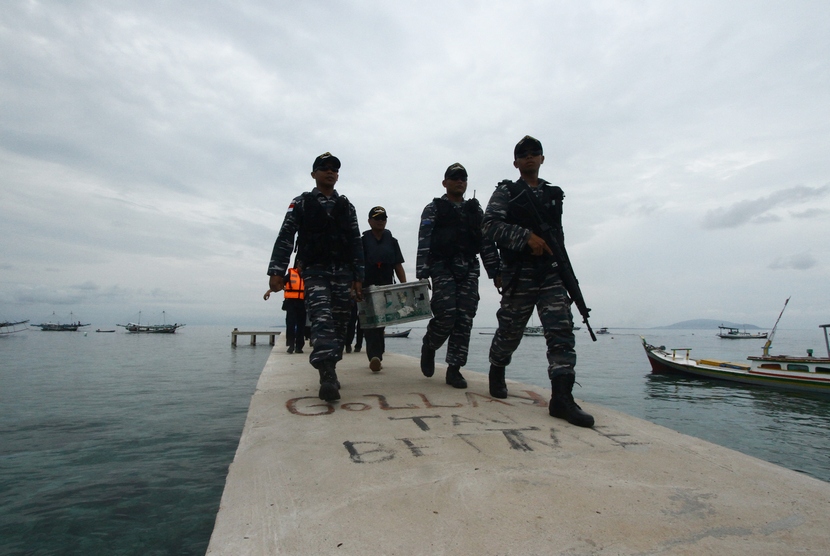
[358,280,432,329]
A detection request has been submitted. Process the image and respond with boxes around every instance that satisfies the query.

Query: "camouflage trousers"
[303,268,353,367]
[423,270,480,367]
[489,266,576,379]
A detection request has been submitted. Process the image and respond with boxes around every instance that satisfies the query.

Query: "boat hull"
[120,323,184,333]
[642,338,830,395]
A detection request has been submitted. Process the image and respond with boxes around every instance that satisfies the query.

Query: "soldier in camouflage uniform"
[267,152,364,402]
[482,136,594,427]
[417,163,500,388]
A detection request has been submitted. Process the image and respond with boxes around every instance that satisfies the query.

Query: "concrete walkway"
[207,349,830,555]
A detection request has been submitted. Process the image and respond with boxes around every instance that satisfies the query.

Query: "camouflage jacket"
[267,187,365,281]
[482,177,565,269]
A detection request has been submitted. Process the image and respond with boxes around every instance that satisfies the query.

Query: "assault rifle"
[508,188,597,341]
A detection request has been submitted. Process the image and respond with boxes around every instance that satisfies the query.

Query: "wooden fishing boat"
[32,312,89,331]
[0,319,29,335]
[119,322,184,334]
[33,321,90,331]
[118,311,184,334]
[384,328,411,338]
[642,299,830,395]
[641,334,830,395]
[717,326,768,339]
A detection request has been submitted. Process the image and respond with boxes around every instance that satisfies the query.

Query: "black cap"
[368,206,387,220]
[514,135,543,159]
[444,162,468,180]
[312,152,341,171]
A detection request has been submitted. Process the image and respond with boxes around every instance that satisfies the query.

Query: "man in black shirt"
[362,206,406,372]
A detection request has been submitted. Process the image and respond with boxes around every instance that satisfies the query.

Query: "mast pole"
[762,296,790,357]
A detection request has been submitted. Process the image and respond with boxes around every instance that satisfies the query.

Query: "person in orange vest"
[282,265,306,354]
[263,263,307,354]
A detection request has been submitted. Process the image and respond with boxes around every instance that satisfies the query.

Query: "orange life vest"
[283,268,305,300]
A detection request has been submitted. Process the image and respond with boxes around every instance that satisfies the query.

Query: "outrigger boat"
[118,311,184,334]
[0,319,29,335]
[34,322,90,331]
[32,313,90,331]
[717,325,768,339]
[119,322,184,334]
[642,298,830,395]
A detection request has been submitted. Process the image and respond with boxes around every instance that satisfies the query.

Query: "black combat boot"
[489,365,508,398]
[317,360,340,402]
[445,365,467,389]
[420,343,435,377]
[549,374,594,428]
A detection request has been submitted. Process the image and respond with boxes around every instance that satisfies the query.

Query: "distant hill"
[656,319,764,330]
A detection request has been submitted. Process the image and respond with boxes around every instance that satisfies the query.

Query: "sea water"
[1,325,829,555]
[0,326,270,556]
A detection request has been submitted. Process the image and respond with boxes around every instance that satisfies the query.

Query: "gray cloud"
[3,1,830,328]
[768,253,818,271]
[701,185,830,229]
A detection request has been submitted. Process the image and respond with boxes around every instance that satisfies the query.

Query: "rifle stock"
[508,189,597,341]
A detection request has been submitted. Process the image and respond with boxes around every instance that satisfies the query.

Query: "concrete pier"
[207,350,830,555]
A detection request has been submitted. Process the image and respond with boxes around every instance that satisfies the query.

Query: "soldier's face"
[442,177,467,197]
[513,152,544,173]
[311,165,339,187]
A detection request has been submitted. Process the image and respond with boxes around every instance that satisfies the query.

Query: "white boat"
[717,326,768,339]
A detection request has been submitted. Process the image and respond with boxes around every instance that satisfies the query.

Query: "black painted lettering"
[451,414,488,427]
[398,438,429,457]
[343,441,395,464]
[389,415,441,431]
[496,427,559,451]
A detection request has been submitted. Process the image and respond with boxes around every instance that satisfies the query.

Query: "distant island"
[656,319,764,330]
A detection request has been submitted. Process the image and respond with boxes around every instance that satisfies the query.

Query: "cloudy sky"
[2,0,828,329]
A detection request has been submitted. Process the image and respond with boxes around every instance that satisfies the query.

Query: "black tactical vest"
[430,197,483,259]
[501,180,565,265]
[295,193,353,266]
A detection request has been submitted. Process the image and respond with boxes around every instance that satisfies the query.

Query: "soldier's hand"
[493,276,502,290]
[269,275,285,292]
[263,289,272,301]
[527,233,553,256]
